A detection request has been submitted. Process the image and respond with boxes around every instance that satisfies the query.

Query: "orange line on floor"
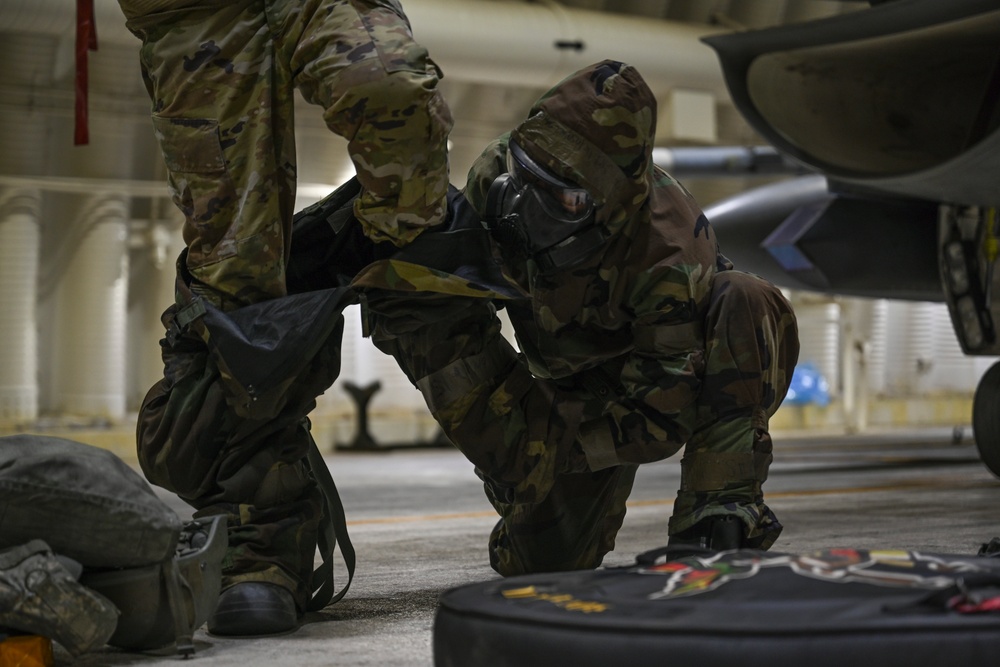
[345,478,969,526]
[349,510,498,526]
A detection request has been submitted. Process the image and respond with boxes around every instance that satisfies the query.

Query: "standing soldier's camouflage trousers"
[368,270,799,575]
[137,260,351,611]
[119,0,453,309]
[118,0,452,610]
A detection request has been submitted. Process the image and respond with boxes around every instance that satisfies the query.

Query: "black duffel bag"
[0,435,225,657]
[435,543,1000,667]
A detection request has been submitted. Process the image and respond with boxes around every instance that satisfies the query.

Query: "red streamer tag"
[75,0,98,146]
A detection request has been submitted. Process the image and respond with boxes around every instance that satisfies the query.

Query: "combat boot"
[207,582,300,636]
[667,515,746,552]
[0,540,119,656]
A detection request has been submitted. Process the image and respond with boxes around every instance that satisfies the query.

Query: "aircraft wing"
[698,0,1000,477]
[700,0,1000,354]
[702,0,1000,207]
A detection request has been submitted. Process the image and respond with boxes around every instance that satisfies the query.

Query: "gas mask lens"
[506,142,593,223]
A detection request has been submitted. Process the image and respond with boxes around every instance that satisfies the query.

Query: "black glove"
[287,177,373,292]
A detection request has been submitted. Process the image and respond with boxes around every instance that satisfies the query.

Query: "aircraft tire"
[973,360,1000,479]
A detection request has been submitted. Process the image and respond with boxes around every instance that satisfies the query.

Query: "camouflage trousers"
[119,0,452,308]
[136,261,351,611]
[368,270,798,576]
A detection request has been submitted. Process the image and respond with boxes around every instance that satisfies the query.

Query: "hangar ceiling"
[402,0,865,196]
[0,0,865,206]
[343,0,863,200]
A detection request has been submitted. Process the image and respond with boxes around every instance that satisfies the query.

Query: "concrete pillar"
[792,295,841,396]
[0,189,42,424]
[51,194,129,419]
[126,205,185,410]
[865,299,890,396]
[659,89,717,144]
[909,302,938,395]
[0,33,56,424]
[38,36,146,420]
[839,298,875,434]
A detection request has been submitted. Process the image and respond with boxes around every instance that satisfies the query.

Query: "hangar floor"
[61,427,999,666]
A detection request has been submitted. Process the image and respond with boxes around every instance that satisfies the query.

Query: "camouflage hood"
[355,61,664,301]
[509,60,656,234]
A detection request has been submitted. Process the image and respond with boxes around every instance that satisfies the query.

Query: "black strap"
[304,436,356,611]
[162,558,196,657]
[164,297,207,347]
[633,544,714,567]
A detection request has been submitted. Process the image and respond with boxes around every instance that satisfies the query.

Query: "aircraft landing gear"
[973,360,1000,479]
[939,205,1000,479]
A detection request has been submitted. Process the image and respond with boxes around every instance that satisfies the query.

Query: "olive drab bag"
[0,435,226,657]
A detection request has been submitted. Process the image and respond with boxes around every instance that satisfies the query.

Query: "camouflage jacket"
[357,61,731,415]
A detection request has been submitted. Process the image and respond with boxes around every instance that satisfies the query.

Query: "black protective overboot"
[207,582,299,637]
[667,515,747,552]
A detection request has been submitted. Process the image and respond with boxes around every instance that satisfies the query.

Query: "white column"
[126,208,186,410]
[0,32,54,424]
[865,299,889,396]
[792,295,841,396]
[0,188,41,423]
[51,194,130,419]
[839,298,875,434]
[909,302,938,395]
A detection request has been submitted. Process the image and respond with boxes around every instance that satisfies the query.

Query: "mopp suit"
[361,61,800,575]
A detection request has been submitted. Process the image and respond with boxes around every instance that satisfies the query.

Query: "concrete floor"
[60,427,1000,666]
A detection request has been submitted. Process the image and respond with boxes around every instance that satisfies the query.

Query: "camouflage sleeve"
[576,237,717,469]
[625,253,714,400]
[302,1,454,246]
[592,171,722,461]
[573,263,711,468]
[365,290,589,500]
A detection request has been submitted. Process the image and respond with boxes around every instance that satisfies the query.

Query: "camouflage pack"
[0,435,226,656]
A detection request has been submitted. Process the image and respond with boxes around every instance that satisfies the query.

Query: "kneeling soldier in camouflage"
[361,60,799,575]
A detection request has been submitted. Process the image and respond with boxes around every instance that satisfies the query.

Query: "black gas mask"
[483,140,607,273]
